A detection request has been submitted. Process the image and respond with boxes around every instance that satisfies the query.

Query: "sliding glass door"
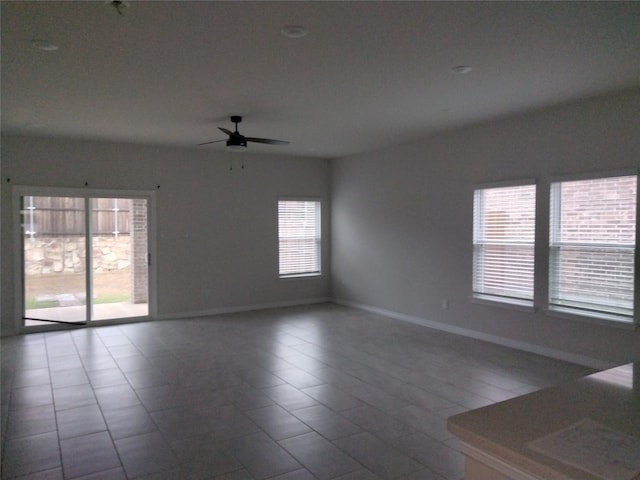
[20,191,151,327]
[90,197,149,321]
[22,195,88,324]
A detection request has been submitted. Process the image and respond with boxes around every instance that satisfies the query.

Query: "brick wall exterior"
[131,199,148,304]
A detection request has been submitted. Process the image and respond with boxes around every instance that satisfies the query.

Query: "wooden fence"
[23,197,131,236]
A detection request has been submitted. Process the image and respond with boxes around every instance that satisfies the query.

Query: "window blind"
[549,175,637,320]
[473,184,536,304]
[278,200,321,276]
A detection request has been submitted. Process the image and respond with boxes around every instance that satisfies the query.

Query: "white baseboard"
[1,298,331,336]
[156,297,331,321]
[331,298,615,370]
[1,327,17,337]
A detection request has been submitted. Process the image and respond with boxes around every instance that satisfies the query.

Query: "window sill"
[279,273,322,280]
[471,294,536,313]
[546,307,637,330]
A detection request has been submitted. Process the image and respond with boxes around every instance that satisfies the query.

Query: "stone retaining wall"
[24,236,131,275]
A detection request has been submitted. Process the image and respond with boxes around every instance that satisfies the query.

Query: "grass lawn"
[24,270,132,308]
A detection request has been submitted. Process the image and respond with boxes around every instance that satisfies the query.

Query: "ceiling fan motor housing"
[227,137,247,147]
[226,136,247,150]
[227,115,247,150]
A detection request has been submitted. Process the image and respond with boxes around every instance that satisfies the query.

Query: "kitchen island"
[447,363,640,480]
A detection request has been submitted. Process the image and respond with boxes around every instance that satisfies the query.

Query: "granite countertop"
[447,363,640,480]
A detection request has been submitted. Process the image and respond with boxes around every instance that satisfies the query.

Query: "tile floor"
[1,303,595,480]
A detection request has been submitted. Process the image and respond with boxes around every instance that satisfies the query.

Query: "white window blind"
[278,200,321,277]
[549,175,637,321]
[473,184,536,305]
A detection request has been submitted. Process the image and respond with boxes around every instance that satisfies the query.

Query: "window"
[473,183,536,306]
[549,175,637,322]
[278,199,321,277]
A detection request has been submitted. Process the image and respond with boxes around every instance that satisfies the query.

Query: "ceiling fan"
[197,115,290,152]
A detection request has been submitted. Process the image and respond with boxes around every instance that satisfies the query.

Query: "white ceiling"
[2,1,639,159]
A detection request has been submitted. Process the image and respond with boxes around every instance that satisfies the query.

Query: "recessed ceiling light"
[281,25,308,39]
[451,65,472,74]
[31,39,58,51]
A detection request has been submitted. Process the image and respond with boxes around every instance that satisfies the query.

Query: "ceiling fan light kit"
[226,141,247,152]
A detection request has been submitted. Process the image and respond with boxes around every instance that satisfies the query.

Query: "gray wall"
[1,136,331,335]
[2,90,639,367]
[331,89,640,367]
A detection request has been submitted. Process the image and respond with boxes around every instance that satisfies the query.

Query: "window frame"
[470,170,639,329]
[277,197,322,279]
[547,171,638,326]
[472,179,537,310]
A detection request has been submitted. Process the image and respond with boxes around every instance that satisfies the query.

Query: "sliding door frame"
[13,185,157,333]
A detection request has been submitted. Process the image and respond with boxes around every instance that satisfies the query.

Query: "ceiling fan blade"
[196,139,226,146]
[245,137,290,146]
[218,127,234,136]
